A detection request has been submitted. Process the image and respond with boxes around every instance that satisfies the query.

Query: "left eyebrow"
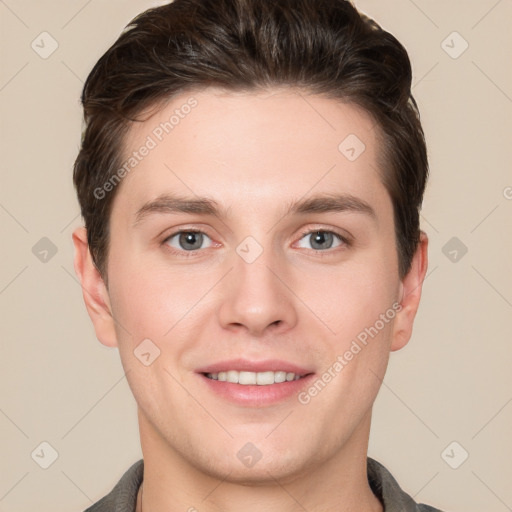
[285,193,377,220]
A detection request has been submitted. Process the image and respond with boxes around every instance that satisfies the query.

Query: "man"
[72,0,443,510]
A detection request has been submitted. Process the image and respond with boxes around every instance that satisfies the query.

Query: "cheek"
[296,268,398,420]
[314,249,400,404]
[107,249,216,339]
[298,254,398,342]
[106,260,205,417]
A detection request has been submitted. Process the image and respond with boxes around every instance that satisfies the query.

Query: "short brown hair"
[73,0,428,279]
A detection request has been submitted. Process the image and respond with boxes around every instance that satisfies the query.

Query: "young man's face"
[75,88,427,483]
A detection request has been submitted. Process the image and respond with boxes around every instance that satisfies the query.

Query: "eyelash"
[161,228,351,258]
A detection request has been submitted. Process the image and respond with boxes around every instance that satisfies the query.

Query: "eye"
[164,230,213,251]
[296,230,347,251]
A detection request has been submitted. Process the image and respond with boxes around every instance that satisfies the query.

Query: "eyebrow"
[133,192,376,226]
[134,194,225,226]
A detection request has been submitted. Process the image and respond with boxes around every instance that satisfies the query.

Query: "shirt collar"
[97,457,428,512]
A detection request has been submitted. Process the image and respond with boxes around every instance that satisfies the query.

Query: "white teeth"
[256,371,274,385]
[239,371,257,385]
[206,370,303,385]
[274,371,287,383]
[226,370,239,383]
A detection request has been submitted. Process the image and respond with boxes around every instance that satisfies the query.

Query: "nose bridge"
[217,239,298,335]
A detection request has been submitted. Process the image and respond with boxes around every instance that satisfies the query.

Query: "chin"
[188,438,316,485]
[204,457,308,486]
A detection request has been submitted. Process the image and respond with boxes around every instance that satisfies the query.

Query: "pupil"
[311,231,332,250]
[180,232,202,250]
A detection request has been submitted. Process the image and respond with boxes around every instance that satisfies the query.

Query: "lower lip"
[198,373,315,406]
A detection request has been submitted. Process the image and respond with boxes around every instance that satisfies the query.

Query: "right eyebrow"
[133,193,227,226]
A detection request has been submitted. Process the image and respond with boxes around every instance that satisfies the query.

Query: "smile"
[197,359,314,405]
[204,370,303,385]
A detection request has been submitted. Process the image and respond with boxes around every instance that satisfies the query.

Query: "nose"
[217,248,298,337]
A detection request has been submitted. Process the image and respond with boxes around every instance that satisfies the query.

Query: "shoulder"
[82,459,144,512]
[367,457,445,512]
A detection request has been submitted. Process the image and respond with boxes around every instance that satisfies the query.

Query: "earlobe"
[391,231,428,352]
[72,227,118,348]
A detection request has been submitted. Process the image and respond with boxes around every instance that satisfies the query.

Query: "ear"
[391,231,428,352]
[72,226,118,348]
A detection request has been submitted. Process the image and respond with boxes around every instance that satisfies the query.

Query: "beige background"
[1,1,511,511]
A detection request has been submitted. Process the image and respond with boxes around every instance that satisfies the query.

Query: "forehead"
[115,87,387,216]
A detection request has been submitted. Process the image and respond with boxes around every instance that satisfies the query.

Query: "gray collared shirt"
[83,457,444,511]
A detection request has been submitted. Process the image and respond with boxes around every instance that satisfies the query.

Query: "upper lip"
[196,358,313,376]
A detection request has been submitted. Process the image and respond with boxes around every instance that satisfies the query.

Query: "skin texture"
[73,88,428,512]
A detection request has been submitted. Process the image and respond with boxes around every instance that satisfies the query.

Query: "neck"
[135,409,382,512]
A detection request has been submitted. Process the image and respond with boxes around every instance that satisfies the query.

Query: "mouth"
[196,359,314,406]
[203,370,305,385]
